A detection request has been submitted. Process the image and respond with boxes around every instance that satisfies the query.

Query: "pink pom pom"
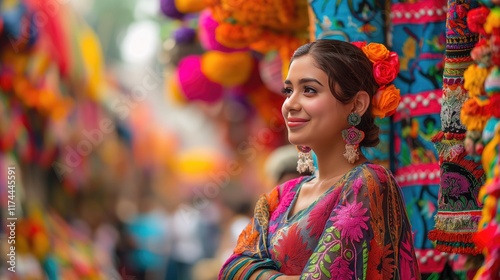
[177,55,224,103]
[198,9,246,52]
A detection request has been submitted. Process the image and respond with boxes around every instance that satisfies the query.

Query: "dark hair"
[291,39,380,147]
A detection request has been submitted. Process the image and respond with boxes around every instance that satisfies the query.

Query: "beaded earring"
[297,146,314,173]
[342,112,365,164]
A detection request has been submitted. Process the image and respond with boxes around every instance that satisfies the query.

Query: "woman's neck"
[313,145,366,181]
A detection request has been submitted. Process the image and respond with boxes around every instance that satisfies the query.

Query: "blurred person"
[93,222,121,278]
[166,196,206,280]
[264,144,313,186]
[216,185,254,261]
[219,40,419,279]
[199,198,223,259]
[120,192,172,280]
[193,184,253,280]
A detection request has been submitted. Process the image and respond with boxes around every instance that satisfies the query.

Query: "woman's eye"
[304,86,317,94]
[281,87,293,95]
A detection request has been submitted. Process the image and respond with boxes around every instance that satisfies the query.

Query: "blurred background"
[1,0,499,279]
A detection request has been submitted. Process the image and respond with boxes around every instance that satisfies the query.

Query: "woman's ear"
[353,91,370,116]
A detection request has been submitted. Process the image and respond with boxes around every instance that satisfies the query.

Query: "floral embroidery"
[270,177,303,225]
[273,224,312,275]
[306,187,342,239]
[329,258,353,280]
[351,177,363,195]
[234,221,260,254]
[220,164,419,280]
[367,241,396,279]
[270,191,295,222]
[267,187,280,212]
[330,201,369,243]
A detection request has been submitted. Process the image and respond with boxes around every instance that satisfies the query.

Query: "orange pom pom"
[215,23,262,49]
[201,51,254,86]
[174,0,206,13]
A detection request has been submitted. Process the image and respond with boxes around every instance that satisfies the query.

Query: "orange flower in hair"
[352,41,401,118]
[371,85,400,118]
[361,42,389,63]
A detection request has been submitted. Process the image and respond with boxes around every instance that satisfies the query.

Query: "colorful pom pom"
[173,27,196,44]
[174,0,206,14]
[200,51,254,87]
[176,55,224,103]
[198,10,246,52]
[160,0,184,20]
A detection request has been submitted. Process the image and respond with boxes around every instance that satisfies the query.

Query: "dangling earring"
[296,146,314,173]
[342,112,365,164]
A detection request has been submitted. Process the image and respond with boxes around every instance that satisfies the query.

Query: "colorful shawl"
[219,163,420,279]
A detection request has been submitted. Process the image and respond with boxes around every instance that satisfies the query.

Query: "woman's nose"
[283,92,301,111]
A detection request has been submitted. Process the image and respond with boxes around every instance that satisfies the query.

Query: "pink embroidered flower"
[306,187,342,239]
[270,178,302,222]
[351,177,363,195]
[271,191,295,221]
[329,258,353,280]
[399,239,417,279]
[330,201,369,242]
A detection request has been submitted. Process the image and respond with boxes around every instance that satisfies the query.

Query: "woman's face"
[281,55,351,149]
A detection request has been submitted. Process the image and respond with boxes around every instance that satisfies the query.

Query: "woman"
[219,40,420,280]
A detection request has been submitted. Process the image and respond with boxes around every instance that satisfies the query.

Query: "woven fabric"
[428,0,484,255]
[308,0,386,42]
[390,0,447,273]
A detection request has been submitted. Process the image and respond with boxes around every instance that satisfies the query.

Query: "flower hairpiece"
[352,41,401,118]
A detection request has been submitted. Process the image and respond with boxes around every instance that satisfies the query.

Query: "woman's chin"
[287,137,307,147]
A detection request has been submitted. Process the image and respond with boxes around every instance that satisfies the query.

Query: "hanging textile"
[390,0,448,274]
[428,0,484,255]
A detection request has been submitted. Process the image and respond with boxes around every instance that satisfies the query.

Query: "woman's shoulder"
[343,163,398,197]
[356,162,395,184]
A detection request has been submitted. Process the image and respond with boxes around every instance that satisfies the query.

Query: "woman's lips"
[287,118,309,128]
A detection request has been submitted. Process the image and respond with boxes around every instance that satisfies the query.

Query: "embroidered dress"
[219,163,420,279]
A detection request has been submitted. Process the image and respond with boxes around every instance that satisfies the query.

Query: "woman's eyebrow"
[283,78,323,86]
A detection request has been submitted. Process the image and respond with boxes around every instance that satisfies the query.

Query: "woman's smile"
[287,117,309,128]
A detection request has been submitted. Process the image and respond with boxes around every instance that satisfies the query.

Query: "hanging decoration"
[460,3,500,279]
[428,0,485,256]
